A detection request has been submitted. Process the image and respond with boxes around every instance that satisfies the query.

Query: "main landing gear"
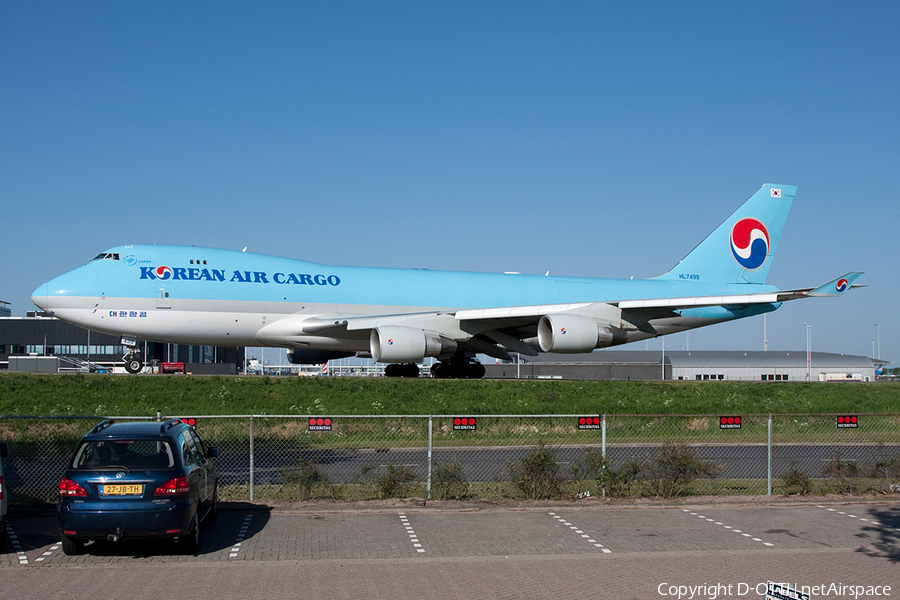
[383,363,421,378]
[383,357,486,379]
[429,357,486,379]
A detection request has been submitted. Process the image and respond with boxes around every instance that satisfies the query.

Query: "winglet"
[805,272,864,297]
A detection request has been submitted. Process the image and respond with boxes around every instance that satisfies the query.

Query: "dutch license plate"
[101,484,143,496]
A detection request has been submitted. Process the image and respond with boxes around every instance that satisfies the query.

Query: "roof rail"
[160,418,184,434]
[89,419,115,434]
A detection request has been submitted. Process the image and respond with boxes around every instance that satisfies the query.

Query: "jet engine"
[537,314,616,353]
[370,326,456,363]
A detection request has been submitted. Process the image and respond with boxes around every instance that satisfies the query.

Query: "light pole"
[661,342,667,381]
[804,323,811,381]
[874,323,881,360]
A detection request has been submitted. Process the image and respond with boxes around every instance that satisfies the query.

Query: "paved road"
[2,500,898,599]
[8,443,898,501]
[225,444,900,487]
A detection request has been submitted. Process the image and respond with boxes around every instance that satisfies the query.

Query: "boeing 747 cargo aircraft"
[32,184,861,377]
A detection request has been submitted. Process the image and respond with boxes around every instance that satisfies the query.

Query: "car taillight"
[0,475,4,500]
[59,478,87,497]
[155,475,190,496]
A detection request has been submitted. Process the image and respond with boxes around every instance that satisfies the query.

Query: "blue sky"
[1,2,896,362]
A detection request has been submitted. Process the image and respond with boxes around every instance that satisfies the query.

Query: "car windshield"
[71,439,175,470]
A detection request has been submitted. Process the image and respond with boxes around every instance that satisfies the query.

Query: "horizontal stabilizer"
[780,272,865,298]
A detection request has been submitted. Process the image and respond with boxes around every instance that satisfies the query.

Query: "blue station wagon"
[57,419,219,555]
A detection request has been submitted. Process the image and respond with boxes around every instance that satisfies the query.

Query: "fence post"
[601,414,607,497]
[601,414,607,458]
[767,414,773,496]
[249,415,255,501]
[426,416,433,500]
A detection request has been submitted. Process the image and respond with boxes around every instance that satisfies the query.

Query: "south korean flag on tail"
[770,188,782,197]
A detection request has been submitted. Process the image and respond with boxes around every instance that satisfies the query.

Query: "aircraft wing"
[260,272,864,361]
[616,272,864,309]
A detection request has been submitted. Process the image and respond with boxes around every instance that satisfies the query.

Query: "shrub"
[375,463,418,499]
[569,448,642,498]
[432,459,468,500]
[598,459,645,498]
[506,445,565,500]
[280,456,328,501]
[819,450,861,494]
[780,461,813,495]
[644,443,721,499]
[571,448,606,497]
[868,456,900,483]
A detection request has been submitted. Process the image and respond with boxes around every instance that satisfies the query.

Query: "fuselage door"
[156,284,172,309]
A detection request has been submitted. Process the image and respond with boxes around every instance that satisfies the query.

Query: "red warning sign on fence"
[719,416,742,429]
[836,415,858,428]
[453,417,477,431]
[577,416,601,430]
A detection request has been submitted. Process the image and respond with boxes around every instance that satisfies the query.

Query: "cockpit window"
[91,253,120,261]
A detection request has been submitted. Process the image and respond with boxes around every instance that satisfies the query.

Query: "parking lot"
[2,501,898,599]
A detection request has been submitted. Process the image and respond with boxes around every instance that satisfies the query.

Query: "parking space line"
[229,514,253,559]
[398,513,424,553]
[548,512,612,553]
[5,522,29,565]
[817,505,898,532]
[33,542,61,563]
[682,510,774,547]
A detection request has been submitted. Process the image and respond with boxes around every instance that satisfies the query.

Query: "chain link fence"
[1,414,897,503]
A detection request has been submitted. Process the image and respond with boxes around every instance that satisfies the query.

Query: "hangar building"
[483,350,882,382]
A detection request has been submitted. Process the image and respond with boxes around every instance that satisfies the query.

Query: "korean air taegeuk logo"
[730,218,770,270]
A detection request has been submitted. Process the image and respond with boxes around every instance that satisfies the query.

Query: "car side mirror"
[0,442,8,459]
[206,447,220,459]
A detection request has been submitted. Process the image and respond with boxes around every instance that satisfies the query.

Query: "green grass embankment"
[0,373,897,417]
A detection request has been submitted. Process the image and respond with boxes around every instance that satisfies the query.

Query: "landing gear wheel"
[467,362,486,379]
[61,535,85,556]
[430,362,451,379]
[124,356,143,374]
[384,363,420,378]
[430,358,485,379]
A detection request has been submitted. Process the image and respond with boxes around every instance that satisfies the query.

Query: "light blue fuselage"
[32,244,778,350]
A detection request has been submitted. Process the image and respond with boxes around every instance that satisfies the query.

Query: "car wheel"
[181,513,199,554]
[61,536,85,556]
[0,519,6,552]
[207,487,218,524]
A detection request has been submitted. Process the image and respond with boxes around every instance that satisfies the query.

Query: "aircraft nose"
[31,281,50,312]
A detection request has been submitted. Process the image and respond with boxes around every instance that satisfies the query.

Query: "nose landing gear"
[122,341,144,373]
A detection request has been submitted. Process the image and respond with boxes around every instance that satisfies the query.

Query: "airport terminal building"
[0,313,242,374]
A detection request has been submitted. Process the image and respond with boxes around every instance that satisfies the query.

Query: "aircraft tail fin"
[655,183,796,285]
